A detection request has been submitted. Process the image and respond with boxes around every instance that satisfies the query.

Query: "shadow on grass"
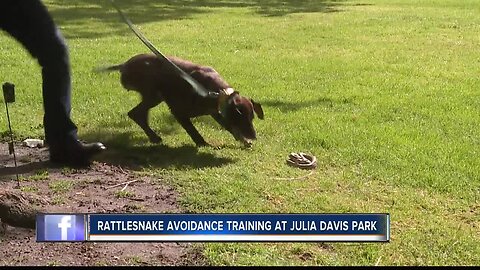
[0,161,52,179]
[48,0,348,39]
[81,128,235,171]
[108,113,183,137]
[262,96,356,112]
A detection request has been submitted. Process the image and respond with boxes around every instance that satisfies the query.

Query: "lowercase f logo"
[44,215,77,241]
[58,216,72,240]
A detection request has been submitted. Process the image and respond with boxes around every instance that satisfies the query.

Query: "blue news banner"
[36,213,390,242]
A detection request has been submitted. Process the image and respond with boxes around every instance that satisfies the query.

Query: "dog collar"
[218,88,235,117]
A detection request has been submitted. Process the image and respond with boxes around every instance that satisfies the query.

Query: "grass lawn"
[0,0,479,266]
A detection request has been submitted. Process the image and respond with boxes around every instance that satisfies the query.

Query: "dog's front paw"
[148,135,163,144]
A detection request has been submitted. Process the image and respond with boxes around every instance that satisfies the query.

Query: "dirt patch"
[0,142,206,266]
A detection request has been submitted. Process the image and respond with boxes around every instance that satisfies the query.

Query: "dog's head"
[218,89,264,146]
[189,69,264,146]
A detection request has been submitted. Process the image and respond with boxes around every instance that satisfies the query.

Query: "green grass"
[46,261,60,266]
[19,169,49,182]
[114,190,136,198]
[1,0,479,266]
[48,180,74,194]
[127,256,148,266]
[51,196,66,206]
[23,170,49,181]
[20,185,39,193]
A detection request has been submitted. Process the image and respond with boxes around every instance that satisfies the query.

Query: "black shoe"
[49,140,106,167]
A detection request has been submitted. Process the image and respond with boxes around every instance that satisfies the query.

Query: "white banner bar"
[88,234,387,241]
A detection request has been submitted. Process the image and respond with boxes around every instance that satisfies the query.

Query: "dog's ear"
[251,99,264,120]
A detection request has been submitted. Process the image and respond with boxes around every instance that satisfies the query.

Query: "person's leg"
[0,0,105,166]
[38,27,78,146]
[0,0,77,143]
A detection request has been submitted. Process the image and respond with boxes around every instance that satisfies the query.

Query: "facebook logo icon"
[36,214,85,242]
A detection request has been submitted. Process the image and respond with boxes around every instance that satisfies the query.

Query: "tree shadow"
[262,96,356,112]
[252,0,346,16]
[47,0,348,39]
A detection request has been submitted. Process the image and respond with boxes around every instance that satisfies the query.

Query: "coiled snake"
[286,152,317,170]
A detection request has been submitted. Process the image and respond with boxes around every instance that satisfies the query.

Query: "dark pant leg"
[0,0,78,146]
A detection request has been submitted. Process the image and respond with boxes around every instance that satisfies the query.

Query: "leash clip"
[217,88,235,116]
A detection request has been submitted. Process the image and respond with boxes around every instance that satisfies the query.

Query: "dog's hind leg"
[128,96,163,143]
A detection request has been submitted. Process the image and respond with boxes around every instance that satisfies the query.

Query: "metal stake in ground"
[3,82,20,188]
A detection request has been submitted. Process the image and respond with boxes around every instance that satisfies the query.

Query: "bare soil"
[0,142,206,266]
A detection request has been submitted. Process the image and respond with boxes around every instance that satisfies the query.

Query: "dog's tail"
[93,64,123,73]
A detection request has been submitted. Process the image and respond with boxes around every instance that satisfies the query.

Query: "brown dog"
[98,53,264,147]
